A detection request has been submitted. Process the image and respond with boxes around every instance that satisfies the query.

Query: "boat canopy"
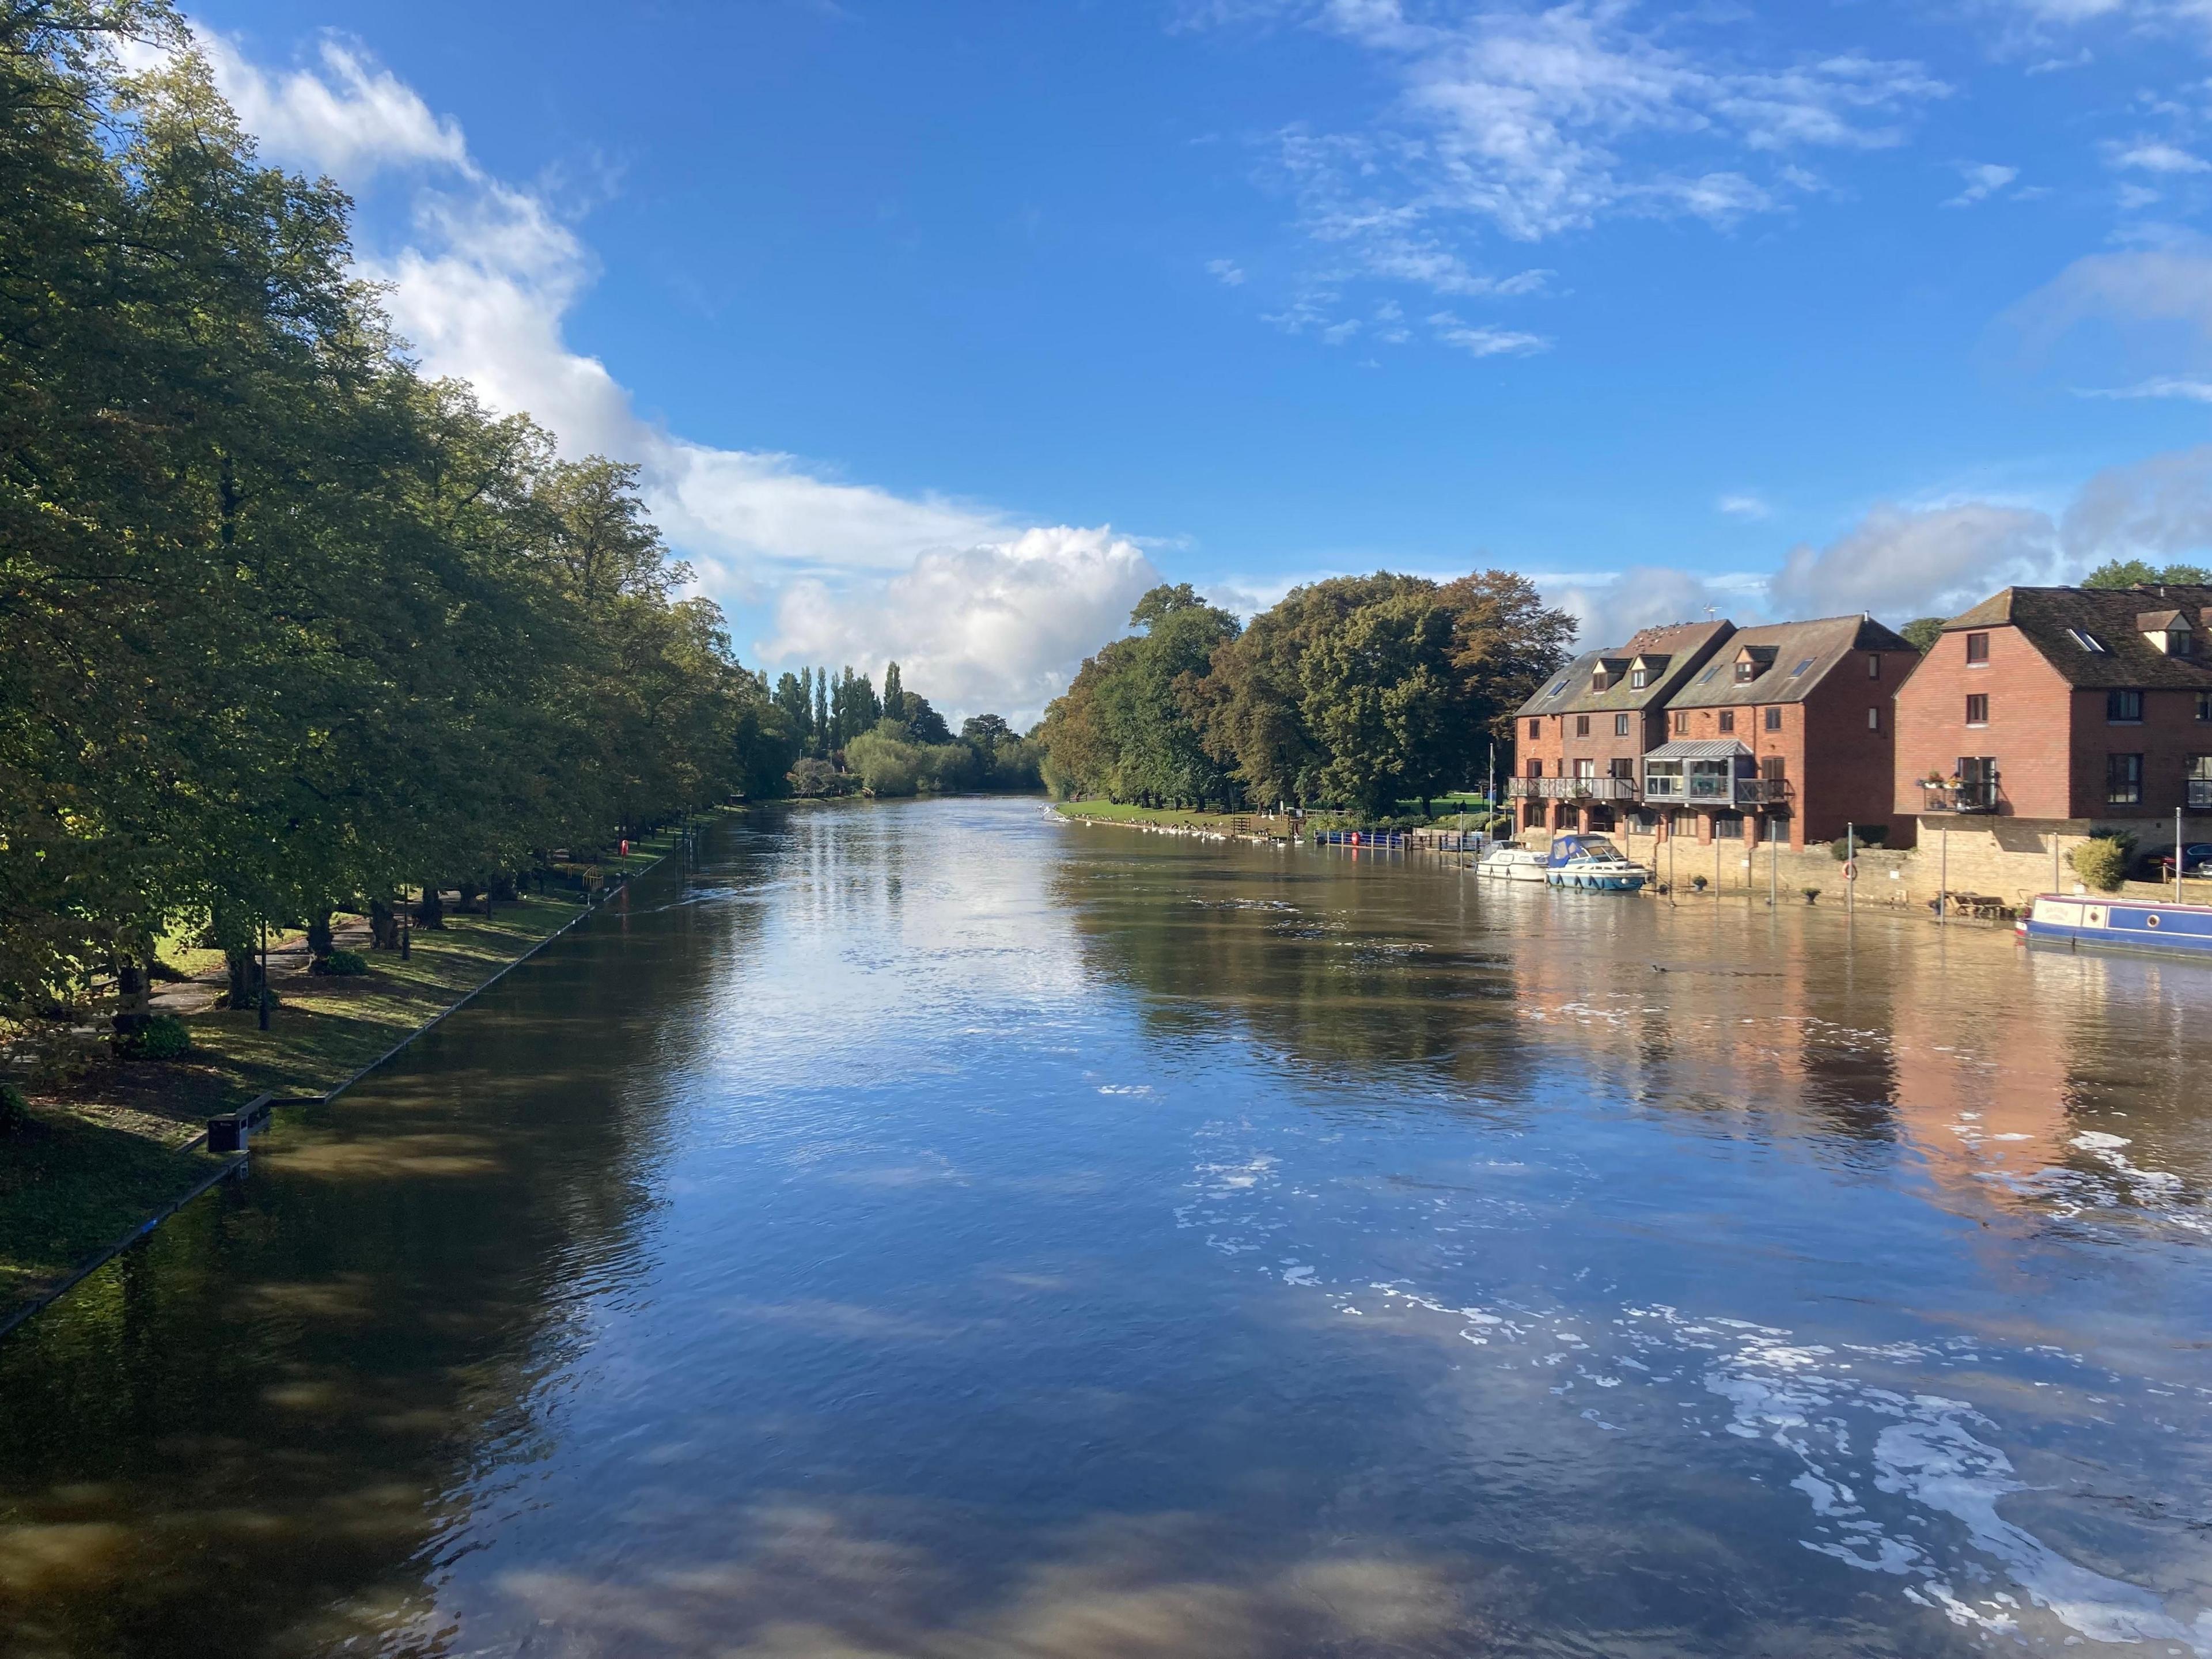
[1547,834,1626,865]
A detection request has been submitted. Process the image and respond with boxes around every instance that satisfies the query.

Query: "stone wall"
[1586,818,2204,909]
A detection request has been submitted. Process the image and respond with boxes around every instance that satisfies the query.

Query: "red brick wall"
[1888,626,2212,820]
[1801,648,1918,847]
[2064,688,2212,820]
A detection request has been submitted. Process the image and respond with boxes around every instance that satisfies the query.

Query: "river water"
[3,795,2212,1657]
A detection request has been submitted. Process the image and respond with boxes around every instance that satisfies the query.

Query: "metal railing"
[1506,775,1637,801]
[1918,779,1999,814]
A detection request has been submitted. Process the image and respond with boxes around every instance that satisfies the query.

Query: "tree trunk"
[112,954,151,1040]
[489,872,518,903]
[457,881,482,916]
[414,885,445,931]
[369,898,397,950]
[225,948,263,1010]
[306,908,334,964]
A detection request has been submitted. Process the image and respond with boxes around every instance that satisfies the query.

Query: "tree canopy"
[1041,572,1573,815]
[2081,559,2212,589]
[2,1,797,1016]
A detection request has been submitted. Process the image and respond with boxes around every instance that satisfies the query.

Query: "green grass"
[1,885,609,1321]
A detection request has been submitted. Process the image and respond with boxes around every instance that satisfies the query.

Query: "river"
[2,794,2210,1657]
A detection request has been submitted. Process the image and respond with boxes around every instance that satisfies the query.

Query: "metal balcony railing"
[1506,775,1637,801]
[1918,779,1999,814]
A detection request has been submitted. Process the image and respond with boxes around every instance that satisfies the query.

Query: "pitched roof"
[1514,620,1733,717]
[1666,615,1914,709]
[1946,585,2212,690]
[1646,738,1751,761]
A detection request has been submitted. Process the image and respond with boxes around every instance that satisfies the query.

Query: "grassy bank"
[0,831,683,1323]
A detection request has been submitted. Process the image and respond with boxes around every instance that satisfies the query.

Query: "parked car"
[2132,843,2212,880]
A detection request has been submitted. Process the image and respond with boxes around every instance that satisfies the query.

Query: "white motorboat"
[1544,834,1648,892]
[1476,841,1552,882]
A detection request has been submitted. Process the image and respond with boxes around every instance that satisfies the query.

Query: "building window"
[1614,713,1631,736]
[2107,752,2143,806]
[1609,757,1635,780]
[2192,757,2212,810]
[1630,668,1649,689]
[1718,710,1736,733]
[1868,654,1881,679]
[1574,759,1595,781]
[1868,707,1880,732]
[1713,813,1744,839]
[1575,714,1590,736]
[1761,755,1785,783]
[1965,694,1988,727]
[1673,710,1688,734]
[1763,706,1782,732]
[1528,718,1541,739]
[1591,672,1609,692]
[1965,632,1989,664]
[1734,660,1757,683]
[2108,689,2144,724]
[2200,692,2212,722]
[1526,759,1543,778]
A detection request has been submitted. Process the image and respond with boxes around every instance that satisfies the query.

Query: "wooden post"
[1846,821,1855,919]
[1939,821,1949,925]
[257,920,270,1031]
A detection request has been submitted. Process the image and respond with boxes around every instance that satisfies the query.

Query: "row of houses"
[1509,581,2212,856]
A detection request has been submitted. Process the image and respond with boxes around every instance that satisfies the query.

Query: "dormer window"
[1734,660,1757,683]
[1591,672,1610,692]
[2139,609,2193,655]
[1630,668,1649,689]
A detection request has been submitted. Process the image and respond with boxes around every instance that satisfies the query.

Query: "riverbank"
[0,832,681,1330]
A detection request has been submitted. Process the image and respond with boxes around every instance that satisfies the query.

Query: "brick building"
[1508,620,1733,836]
[1653,615,1920,851]
[1893,585,2212,868]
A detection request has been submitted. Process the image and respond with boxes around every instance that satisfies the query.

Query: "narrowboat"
[1476,841,1551,882]
[2019,893,2212,959]
[1544,834,1649,893]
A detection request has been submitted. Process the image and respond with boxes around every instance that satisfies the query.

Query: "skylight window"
[2069,628,2107,653]
[1790,658,1813,677]
[1699,666,1721,683]
[1547,680,1569,698]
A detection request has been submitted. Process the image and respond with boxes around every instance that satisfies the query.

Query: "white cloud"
[2107,138,2212,172]
[202,34,468,180]
[1554,443,2212,644]
[764,528,1162,724]
[196,28,1136,699]
[2004,247,2212,359]
[1227,0,1948,286]
[1717,493,1771,520]
[1207,257,1248,285]
[1427,310,1550,356]
[1945,161,2020,206]
[1767,501,2059,619]
[2078,374,2212,399]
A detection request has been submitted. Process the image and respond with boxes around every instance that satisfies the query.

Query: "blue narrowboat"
[2019,893,2212,959]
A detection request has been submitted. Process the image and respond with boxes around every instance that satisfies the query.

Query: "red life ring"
[1842,859,1858,882]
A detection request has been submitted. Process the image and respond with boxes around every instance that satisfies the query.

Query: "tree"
[1900,617,1946,653]
[2082,559,2212,589]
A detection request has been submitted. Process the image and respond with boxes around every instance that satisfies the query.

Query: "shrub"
[118,1014,191,1062]
[0,1084,26,1136]
[1802,887,1822,904]
[312,949,368,977]
[2070,836,2131,892]
[1690,874,1709,892]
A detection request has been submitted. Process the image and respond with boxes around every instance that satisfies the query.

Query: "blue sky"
[181,0,2212,719]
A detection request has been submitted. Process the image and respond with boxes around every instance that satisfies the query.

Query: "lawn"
[2,887,599,1320]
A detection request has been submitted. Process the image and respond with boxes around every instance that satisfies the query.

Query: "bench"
[206,1092,275,1154]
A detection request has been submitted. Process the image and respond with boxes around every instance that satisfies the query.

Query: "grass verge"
[0,880,621,1323]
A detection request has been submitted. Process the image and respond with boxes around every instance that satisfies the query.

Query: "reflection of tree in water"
[1054,854,1539,1097]
[0,832,772,1658]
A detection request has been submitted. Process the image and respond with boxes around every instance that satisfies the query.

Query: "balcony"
[1506,775,1637,802]
[1918,778,1999,815]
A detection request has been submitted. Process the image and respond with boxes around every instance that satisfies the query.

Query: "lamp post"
[257,919,270,1032]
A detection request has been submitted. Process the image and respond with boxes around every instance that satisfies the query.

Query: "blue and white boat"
[1544,834,1648,892]
[2020,893,2212,959]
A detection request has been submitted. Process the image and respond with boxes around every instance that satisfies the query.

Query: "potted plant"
[1802,887,1821,904]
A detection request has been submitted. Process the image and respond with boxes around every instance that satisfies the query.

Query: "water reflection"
[0,798,2209,1657]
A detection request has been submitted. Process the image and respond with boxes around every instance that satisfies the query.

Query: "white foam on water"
[1183,1117,2212,1653]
